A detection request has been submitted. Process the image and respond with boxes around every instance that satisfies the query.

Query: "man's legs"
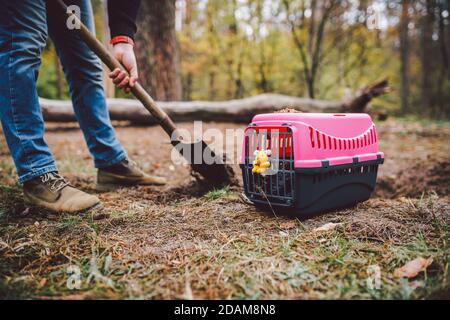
[0,0,58,183]
[47,0,127,169]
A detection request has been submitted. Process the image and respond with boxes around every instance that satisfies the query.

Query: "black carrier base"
[241,157,383,216]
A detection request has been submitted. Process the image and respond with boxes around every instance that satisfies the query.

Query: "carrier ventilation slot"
[311,165,379,184]
[309,125,377,150]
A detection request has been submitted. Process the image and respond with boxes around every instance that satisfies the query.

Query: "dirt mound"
[375,158,450,198]
[275,108,302,113]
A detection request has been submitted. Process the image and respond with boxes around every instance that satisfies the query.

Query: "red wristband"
[110,36,135,47]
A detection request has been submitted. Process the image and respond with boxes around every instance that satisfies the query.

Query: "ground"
[0,118,448,300]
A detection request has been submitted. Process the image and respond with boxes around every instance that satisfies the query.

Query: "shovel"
[56,0,236,186]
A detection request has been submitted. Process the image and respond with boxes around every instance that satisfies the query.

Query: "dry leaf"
[279,231,288,237]
[38,278,47,288]
[153,163,161,169]
[394,257,433,278]
[280,221,297,230]
[313,223,341,233]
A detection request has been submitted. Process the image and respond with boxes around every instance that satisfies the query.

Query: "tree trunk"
[399,0,410,114]
[136,0,182,101]
[135,3,153,92]
[306,74,315,99]
[420,0,435,114]
[342,79,391,113]
[437,1,449,117]
[102,0,115,98]
[40,80,390,124]
[284,0,337,99]
[182,0,194,101]
[40,94,342,124]
[54,53,64,100]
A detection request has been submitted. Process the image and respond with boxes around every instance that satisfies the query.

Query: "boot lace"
[41,172,70,193]
[126,158,141,170]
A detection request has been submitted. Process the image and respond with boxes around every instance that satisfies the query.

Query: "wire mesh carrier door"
[242,126,296,207]
[240,113,384,216]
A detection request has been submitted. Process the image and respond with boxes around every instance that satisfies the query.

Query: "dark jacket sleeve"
[107,0,140,40]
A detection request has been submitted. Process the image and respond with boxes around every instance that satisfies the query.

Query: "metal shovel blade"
[173,140,237,186]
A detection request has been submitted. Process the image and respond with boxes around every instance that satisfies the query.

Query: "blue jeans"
[0,0,126,184]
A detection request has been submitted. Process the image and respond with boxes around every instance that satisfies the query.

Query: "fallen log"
[40,80,390,124]
[343,79,392,113]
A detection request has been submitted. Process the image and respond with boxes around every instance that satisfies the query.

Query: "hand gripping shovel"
[56,0,236,186]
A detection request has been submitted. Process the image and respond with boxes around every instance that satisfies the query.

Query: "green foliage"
[37,45,69,100]
[204,186,231,201]
[35,0,449,118]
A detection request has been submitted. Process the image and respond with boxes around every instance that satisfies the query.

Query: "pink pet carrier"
[240,113,384,215]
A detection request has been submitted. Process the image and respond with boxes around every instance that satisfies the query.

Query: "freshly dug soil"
[375,158,450,198]
[373,120,450,199]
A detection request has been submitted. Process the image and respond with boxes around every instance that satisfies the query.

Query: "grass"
[394,115,450,127]
[2,194,447,299]
[0,120,449,300]
[204,186,232,201]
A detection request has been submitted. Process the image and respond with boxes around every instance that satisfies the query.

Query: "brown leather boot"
[96,158,167,192]
[23,172,101,214]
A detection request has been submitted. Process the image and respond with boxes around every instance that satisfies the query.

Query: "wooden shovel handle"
[57,0,178,138]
